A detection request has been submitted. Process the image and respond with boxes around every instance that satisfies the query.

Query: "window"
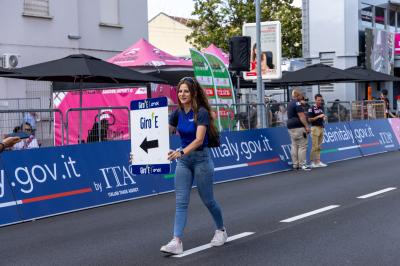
[375,6,385,29]
[23,0,50,18]
[361,3,373,28]
[100,0,121,27]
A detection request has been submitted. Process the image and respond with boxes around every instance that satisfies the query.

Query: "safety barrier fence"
[0,108,63,147]
[265,100,386,128]
[0,118,399,227]
[64,106,130,145]
[0,100,391,148]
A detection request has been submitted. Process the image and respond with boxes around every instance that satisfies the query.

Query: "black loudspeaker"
[229,36,251,72]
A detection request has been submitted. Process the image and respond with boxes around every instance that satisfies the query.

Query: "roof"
[148,12,195,27]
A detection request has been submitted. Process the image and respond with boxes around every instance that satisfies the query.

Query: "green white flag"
[204,52,236,130]
[189,48,222,129]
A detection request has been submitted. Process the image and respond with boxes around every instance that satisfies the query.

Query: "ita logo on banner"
[130,97,170,175]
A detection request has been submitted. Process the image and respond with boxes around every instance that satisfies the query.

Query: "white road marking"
[280,205,340,223]
[357,187,397,199]
[173,232,254,258]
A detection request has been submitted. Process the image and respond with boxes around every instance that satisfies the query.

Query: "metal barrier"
[0,100,388,149]
[0,97,41,110]
[65,106,130,144]
[0,108,64,147]
[351,100,385,120]
[325,101,351,122]
[231,103,266,130]
[265,102,289,128]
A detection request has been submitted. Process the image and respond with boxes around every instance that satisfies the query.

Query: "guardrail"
[0,108,64,147]
[65,106,130,145]
[0,100,391,147]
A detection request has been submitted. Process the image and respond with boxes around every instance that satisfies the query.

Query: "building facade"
[0,0,148,107]
[302,0,400,110]
[148,12,193,57]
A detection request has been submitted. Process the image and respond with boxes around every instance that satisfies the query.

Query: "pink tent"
[108,38,192,68]
[204,44,229,66]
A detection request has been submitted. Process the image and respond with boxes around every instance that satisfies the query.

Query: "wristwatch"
[179,150,185,156]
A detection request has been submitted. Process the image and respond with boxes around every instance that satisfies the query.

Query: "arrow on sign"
[140,137,159,153]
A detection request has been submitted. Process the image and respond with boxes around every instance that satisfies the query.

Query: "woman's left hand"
[168,150,182,161]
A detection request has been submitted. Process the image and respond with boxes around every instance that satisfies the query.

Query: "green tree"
[186,0,302,58]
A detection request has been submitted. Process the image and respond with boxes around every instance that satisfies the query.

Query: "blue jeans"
[173,148,224,238]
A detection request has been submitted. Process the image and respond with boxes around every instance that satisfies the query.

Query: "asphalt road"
[1,151,400,266]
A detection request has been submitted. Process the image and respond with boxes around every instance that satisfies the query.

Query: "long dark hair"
[251,43,257,62]
[176,77,219,137]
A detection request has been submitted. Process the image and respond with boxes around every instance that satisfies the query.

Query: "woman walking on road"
[160,77,227,255]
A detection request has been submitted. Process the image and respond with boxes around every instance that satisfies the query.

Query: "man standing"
[308,94,327,168]
[287,89,311,170]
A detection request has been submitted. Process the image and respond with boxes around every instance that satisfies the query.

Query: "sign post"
[130,97,170,175]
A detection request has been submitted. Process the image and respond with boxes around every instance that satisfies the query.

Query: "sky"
[148,0,302,20]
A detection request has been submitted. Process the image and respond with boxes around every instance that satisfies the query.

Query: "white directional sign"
[130,97,170,175]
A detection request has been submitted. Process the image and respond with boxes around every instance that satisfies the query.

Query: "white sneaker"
[160,238,183,255]
[311,162,327,168]
[211,229,228,247]
[301,165,311,171]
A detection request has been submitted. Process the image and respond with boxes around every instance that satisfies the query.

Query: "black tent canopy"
[0,54,165,142]
[2,54,165,84]
[344,66,400,82]
[0,67,15,74]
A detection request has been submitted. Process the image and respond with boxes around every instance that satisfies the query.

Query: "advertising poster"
[242,21,282,80]
[365,28,395,75]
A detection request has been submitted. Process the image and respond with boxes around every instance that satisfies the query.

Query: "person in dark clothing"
[287,89,311,170]
[308,94,327,168]
[380,89,396,118]
[87,119,109,143]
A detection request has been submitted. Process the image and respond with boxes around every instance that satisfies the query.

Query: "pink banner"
[395,33,400,55]
[54,85,177,145]
[389,118,400,145]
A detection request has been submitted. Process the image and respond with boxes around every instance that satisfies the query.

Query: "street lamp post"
[255,0,266,128]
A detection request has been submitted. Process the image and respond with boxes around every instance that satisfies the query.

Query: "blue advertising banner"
[211,129,290,183]
[263,127,292,166]
[348,119,399,156]
[265,124,364,165]
[155,129,291,194]
[318,122,363,163]
[0,159,23,226]
[0,141,156,221]
[0,120,398,227]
